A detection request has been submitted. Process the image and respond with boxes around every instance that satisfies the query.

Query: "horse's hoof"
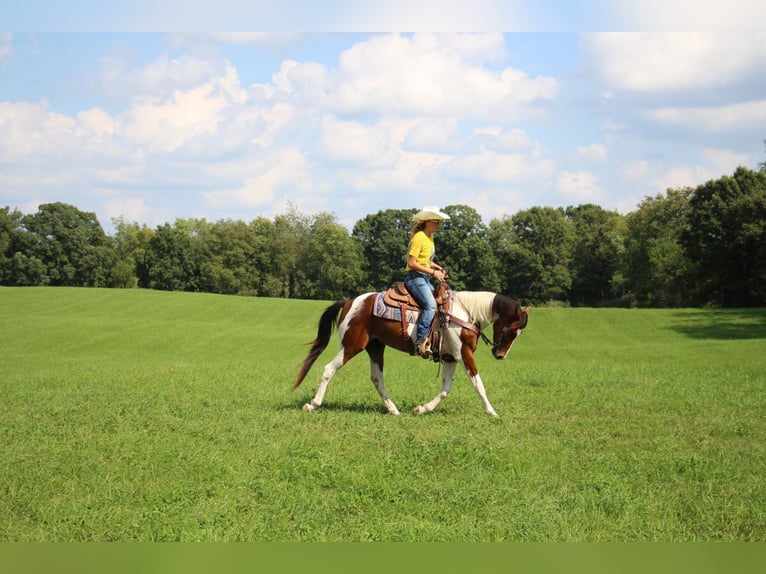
[302,403,315,412]
[413,405,424,415]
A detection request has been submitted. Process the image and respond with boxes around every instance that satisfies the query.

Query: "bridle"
[479,323,511,354]
[480,309,527,354]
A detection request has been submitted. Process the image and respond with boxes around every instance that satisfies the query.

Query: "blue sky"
[2,3,766,231]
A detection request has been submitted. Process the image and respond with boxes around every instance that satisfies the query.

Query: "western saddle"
[383,281,451,358]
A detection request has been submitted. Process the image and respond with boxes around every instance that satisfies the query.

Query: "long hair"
[409,220,427,240]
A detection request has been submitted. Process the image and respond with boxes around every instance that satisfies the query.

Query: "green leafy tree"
[144,220,208,291]
[110,217,153,288]
[0,207,22,284]
[248,216,278,297]
[682,166,766,306]
[303,212,366,299]
[565,204,627,306]
[488,217,539,301]
[490,207,574,304]
[13,202,111,287]
[201,219,254,295]
[623,188,694,307]
[270,205,312,299]
[438,204,500,292]
[352,208,415,290]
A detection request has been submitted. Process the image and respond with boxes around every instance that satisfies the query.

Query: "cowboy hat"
[412,206,451,222]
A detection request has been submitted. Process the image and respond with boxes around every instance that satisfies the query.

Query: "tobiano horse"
[293,287,530,416]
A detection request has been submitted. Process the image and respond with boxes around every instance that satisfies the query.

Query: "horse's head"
[490,300,531,360]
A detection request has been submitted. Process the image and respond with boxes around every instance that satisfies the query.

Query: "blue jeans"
[404,271,436,343]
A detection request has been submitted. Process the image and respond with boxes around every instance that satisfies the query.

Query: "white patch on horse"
[338,293,374,338]
[453,291,496,326]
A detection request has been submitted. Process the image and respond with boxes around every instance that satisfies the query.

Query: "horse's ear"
[523,305,532,315]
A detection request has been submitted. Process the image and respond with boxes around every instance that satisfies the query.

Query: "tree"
[13,202,111,287]
[490,207,574,304]
[352,208,415,290]
[0,207,22,284]
[248,216,278,297]
[682,166,766,306]
[271,205,312,299]
[438,204,500,292]
[303,212,366,299]
[565,204,626,306]
[144,220,206,291]
[623,188,693,307]
[110,217,153,288]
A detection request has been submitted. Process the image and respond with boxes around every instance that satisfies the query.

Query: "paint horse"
[293,286,530,416]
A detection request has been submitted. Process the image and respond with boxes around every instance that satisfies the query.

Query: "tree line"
[1,166,765,307]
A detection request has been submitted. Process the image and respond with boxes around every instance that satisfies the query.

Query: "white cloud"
[646,99,766,132]
[316,116,402,167]
[447,148,556,186]
[574,143,608,163]
[3,30,760,234]
[92,48,228,102]
[582,33,766,93]
[277,33,559,122]
[403,118,461,153]
[104,197,149,223]
[652,148,753,192]
[610,1,766,32]
[557,171,602,202]
[0,100,76,161]
[203,147,312,209]
[471,127,538,154]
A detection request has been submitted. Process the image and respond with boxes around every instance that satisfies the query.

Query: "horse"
[293,287,530,416]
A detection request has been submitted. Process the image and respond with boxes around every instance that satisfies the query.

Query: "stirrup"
[415,341,432,359]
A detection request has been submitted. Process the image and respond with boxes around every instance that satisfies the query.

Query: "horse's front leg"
[366,341,400,415]
[413,361,457,415]
[464,370,498,417]
[461,343,499,417]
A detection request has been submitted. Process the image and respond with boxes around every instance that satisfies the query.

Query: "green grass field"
[1,287,764,541]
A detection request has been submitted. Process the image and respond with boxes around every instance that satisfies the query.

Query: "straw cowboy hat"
[412,206,451,222]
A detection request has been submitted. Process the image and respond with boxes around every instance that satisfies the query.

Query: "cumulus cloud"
[582,33,766,94]
[90,47,229,103]
[609,1,766,32]
[557,171,602,202]
[277,33,558,122]
[646,99,766,132]
[1,31,760,231]
[574,143,608,163]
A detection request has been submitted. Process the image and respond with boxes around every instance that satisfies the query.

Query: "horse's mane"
[453,291,497,325]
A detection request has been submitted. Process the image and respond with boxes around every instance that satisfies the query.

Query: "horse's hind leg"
[366,340,400,415]
[303,349,345,412]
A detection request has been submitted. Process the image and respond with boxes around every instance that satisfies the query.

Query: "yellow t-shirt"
[406,231,435,271]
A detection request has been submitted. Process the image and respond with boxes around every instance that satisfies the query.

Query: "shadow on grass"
[668,309,766,340]
[280,399,393,415]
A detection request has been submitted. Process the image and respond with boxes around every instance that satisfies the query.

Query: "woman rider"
[403,206,450,358]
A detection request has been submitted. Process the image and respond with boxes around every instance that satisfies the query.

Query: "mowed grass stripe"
[1,287,764,541]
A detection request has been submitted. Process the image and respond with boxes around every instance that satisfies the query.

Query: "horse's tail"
[293,300,346,390]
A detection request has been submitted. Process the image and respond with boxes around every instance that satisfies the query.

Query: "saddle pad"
[372,292,419,324]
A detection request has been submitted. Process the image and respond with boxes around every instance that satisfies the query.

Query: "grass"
[0,287,764,541]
